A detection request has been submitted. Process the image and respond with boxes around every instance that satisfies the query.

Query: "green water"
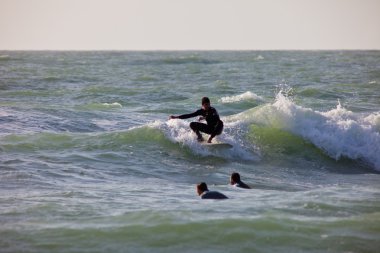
[0,51,380,252]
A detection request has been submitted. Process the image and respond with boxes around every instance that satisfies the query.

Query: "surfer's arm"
[169,110,201,120]
[177,110,202,119]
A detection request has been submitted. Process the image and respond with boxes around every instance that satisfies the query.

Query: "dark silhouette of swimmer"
[169,97,223,143]
[196,182,228,199]
[230,172,251,189]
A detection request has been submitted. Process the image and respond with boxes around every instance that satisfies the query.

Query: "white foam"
[92,119,118,127]
[102,102,122,108]
[363,113,380,132]
[219,91,264,104]
[149,119,259,161]
[0,109,10,117]
[241,92,380,170]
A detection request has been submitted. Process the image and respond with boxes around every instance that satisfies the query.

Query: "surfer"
[196,182,228,199]
[230,172,251,189]
[169,97,223,143]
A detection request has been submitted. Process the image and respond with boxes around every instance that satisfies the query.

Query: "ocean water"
[0,51,380,253]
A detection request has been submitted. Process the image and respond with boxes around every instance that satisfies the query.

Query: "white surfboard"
[202,142,233,149]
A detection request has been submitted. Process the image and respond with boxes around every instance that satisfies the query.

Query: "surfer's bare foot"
[197,136,204,142]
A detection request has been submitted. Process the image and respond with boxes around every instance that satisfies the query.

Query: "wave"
[133,75,158,82]
[298,88,341,99]
[126,54,219,66]
[78,102,123,111]
[219,91,264,104]
[2,211,379,253]
[0,123,254,163]
[228,92,380,170]
[162,55,219,65]
[2,91,379,169]
[363,113,380,132]
[256,55,265,60]
[0,127,171,153]
[247,125,321,158]
[0,54,10,61]
[0,108,11,117]
[1,119,258,162]
[41,76,62,82]
[2,89,67,97]
[82,86,138,96]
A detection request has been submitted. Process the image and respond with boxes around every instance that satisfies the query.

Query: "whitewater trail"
[148,118,259,162]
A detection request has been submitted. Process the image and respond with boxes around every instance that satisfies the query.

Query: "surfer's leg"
[208,122,224,142]
[190,122,211,141]
[214,121,224,135]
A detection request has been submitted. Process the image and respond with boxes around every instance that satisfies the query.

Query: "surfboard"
[202,142,233,149]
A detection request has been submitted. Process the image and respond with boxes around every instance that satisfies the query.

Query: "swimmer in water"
[169,97,223,143]
[230,172,251,189]
[196,182,228,199]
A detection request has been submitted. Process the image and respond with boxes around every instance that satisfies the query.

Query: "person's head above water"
[196,182,209,195]
[201,97,211,110]
[196,182,228,199]
[230,172,241,184]
[230,172,251,189]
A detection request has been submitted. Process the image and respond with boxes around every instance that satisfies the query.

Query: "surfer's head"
[230,172,241,184]
[201,97,211,110]
[196,182,209,195]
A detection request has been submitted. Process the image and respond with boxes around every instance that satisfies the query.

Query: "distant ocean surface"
[1,51,380,253]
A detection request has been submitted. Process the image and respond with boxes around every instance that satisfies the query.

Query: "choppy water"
[1,51,380,253]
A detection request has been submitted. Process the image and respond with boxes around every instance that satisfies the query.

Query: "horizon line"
[1,48,380,52]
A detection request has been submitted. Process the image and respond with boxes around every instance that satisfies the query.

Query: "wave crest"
[219,91,264,104]
[78,102,123,111]
[236,92,380,170]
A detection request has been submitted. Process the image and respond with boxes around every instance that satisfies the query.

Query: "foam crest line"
[219,91,264,104]
[229,92,380,170]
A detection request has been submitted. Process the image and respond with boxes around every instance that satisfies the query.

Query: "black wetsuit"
[178,107,224,139]
[200,190,228,199]
[234,181,251,189]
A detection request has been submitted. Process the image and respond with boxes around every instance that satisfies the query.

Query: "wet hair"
[201,97,210,105]
[197,182,208,192]
[231,172,241,182]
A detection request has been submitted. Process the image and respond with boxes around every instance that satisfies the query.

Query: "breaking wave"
[219,91,264,104]
[227,91,380,170]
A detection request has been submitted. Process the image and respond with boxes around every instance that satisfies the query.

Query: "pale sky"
[1,0,379,50]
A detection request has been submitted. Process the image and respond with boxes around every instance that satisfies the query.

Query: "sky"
[1,0,379,50]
